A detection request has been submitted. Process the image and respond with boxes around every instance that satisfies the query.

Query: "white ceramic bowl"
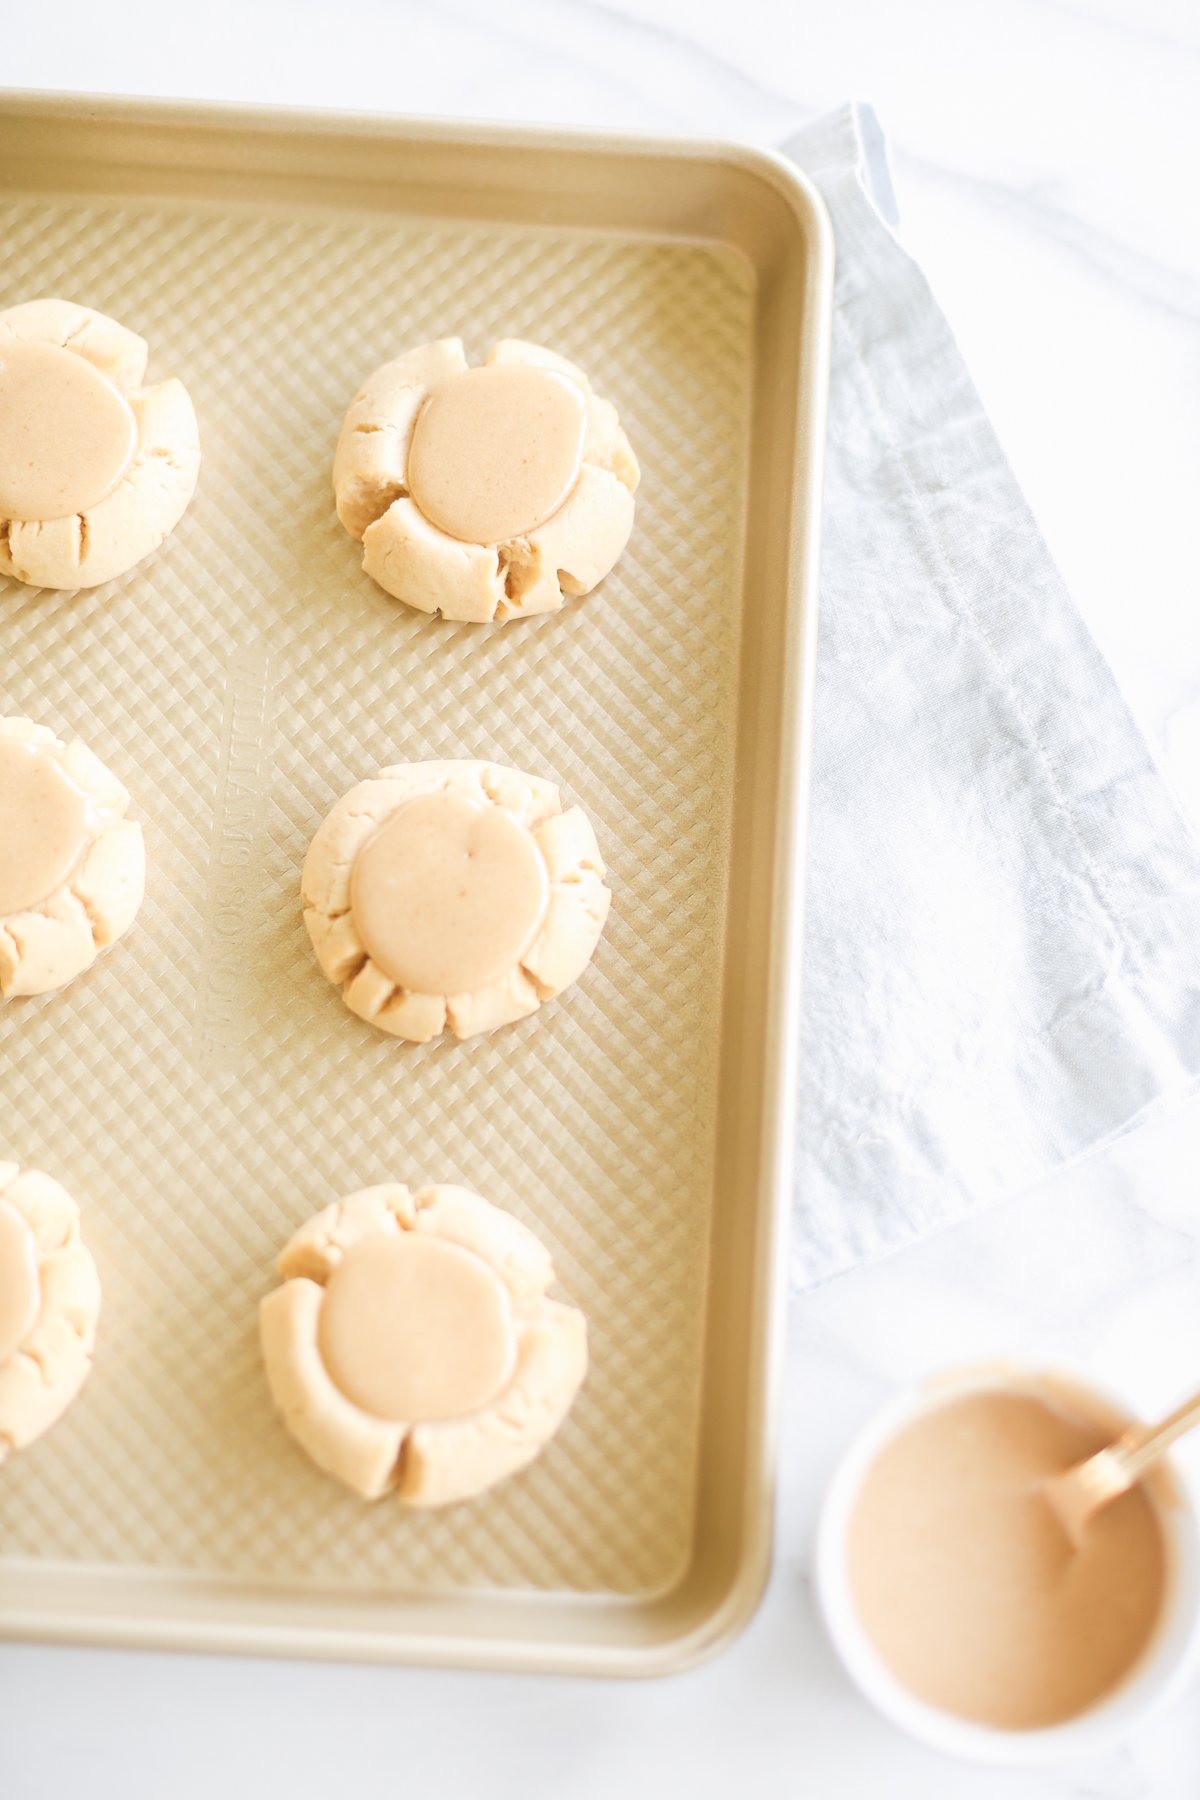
[815,1363,1200,1764]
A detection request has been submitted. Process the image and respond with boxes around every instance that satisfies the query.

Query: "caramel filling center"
[407,362,587,546]
[0,737,91,917]
[317,1233,515,1423]
[0,1201,40,1366]
[0,339,136,521]
[350,790,548,996]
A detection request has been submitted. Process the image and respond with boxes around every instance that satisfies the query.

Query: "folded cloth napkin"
[784,104,1200,1286]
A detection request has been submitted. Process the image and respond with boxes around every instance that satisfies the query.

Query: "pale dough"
[0,298,200,590]
[0,1163,102,1465]
[333,337,639,622]
[260,1183,588,1505]
[302,758,611,1043]
[0,717,146,999]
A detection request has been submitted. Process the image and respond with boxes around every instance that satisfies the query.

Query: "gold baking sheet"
[0,95,831,1674]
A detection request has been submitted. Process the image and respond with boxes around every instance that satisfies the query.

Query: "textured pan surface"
[0,162,752,1597]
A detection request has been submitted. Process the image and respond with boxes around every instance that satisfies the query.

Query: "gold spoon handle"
[1115,1387,1200,1486]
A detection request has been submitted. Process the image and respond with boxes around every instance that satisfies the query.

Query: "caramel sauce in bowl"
[815,1364,1200,1763]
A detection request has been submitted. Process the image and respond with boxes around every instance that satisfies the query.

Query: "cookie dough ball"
[0,717,145,998]
[333,337,639,623]
[0,1163,102,1465]
[261,1183,588,1505]
[0,298,200,590]
[302,759,610,1043]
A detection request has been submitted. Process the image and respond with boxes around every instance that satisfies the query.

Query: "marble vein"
[897,150,1200,325]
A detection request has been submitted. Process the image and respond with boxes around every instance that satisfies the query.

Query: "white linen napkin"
[784,105,1200,1285]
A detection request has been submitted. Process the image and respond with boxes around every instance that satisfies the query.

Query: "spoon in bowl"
[1044,1386,1200,1550]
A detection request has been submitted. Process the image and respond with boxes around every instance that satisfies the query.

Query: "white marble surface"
[5,2,1200,1794]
